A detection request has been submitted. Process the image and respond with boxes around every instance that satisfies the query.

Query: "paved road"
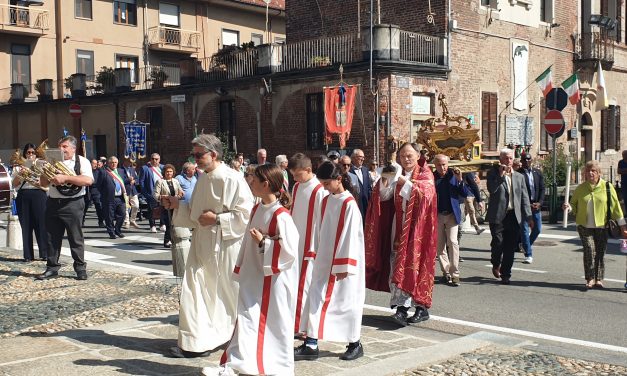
[3,209,627,365]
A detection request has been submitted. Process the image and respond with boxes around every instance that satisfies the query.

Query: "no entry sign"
[69,103,82,119]
[544,110,565,136]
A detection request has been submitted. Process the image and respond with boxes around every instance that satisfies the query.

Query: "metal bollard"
[6,213,23,250]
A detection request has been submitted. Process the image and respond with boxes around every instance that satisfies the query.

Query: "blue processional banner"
[123,120,147,160]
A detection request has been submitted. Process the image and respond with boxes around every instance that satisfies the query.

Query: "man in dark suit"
[486,148,533,284]
[85,159,105,227]
[350,149,372,223]
[433,154,469,286]
[139,153,164,233]
[95,156,129,239]
[520,153,544,264]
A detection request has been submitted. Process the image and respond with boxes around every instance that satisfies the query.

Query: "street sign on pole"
[546,88,568,111]
[69,103,82,119]
[544,110,565,135]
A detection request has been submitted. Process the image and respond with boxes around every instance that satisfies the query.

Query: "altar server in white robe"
[288,153,327,335]
[168,134,254,358]
[203,164,299,376]
[294,161,365,362]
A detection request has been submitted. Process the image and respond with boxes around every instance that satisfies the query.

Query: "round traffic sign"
[69,103,82,119]
[544,110,565,135]
[545,88,568,111]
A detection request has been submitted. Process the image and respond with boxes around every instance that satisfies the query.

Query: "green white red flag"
[561,74,580,105]
[535,66,553,97]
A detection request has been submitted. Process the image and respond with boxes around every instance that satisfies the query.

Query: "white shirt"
[505,173,514,210]
[47,154,94,199]
[353,165,363,184]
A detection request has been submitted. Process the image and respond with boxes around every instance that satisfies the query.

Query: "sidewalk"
[2,248,627,375]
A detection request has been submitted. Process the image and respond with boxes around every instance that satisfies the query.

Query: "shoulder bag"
[605,182,622,238]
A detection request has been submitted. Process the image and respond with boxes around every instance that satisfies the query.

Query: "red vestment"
[364,160,438,308]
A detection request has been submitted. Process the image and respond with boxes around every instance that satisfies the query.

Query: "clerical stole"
[307,190,365,343]
[290,177,327,333]
[226,201,299,376]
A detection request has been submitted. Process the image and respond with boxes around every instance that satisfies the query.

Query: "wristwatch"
[215,215,221,226]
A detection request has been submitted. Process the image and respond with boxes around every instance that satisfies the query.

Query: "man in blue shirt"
[433,154,469,286]
[176,162,197,204]
[520,154,544,264]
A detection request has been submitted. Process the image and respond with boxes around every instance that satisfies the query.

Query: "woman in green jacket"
[563,160,626,289]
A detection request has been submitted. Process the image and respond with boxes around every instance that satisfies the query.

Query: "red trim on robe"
[256,206,288,375]
[233,266,241,274]
[294,184,323,332]
[318,196,354,339]
[332,258,357,266]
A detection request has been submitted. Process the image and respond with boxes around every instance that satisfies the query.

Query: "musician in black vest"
[95,156,129,239]
[37,136,94,281]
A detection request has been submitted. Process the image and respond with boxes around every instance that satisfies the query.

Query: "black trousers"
[145,195,159,228]
[163,208,172,245]
[84,194,104,224]
[104,196,126,235]
[45,196,86,273]
[489,210,520,279]
[16,189,49,260]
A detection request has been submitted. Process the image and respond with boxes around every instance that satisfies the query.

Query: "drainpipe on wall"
[143,0,149,68]
[115,100,121,157]
[55,0,63,96]
[375,92,380,163]
[256,109,262,150]
[447,0,452,72]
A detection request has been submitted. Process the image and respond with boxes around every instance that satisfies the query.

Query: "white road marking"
[363,304,627,354]
[484,265,547,274]
[84,239,168,254]
[90,259,173,276]
[123,235,162,244]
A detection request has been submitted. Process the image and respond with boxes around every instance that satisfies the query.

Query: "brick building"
[1,0,625,176]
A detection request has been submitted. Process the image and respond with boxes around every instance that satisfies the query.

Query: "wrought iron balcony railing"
[575,32,615,65]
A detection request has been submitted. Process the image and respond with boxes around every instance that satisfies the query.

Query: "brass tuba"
[12,147,47,191]
[32,139,81,196]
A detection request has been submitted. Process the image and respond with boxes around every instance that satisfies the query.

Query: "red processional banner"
[324,85,357,148]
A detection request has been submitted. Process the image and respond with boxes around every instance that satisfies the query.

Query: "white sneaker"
[522,256,533,264]
[475,227,485,235]
[160,225,166,232]
[150,226,157,233]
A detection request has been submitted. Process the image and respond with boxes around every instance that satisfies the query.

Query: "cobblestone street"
[0,251,179,338]
[394,347,627,376]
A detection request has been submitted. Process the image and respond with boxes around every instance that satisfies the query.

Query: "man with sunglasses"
[339,155,360,201]
[139,153,164,233]
[167,134,254,358]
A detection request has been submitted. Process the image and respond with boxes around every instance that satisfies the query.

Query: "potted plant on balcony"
[95,66,116,94]
[35,79,53,101]
[150,68,168,88]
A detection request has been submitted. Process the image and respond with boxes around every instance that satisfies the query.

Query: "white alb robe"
[176,163,254,352]
[307,190,365,343]
[290,177,327,333]
[225,200,299,376]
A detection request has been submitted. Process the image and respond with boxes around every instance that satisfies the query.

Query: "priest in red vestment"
[365,142,437,327]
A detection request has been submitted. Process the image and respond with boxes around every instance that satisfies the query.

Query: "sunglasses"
[26,150,35,155]
[340,163,351,167]
[191,151,209,159]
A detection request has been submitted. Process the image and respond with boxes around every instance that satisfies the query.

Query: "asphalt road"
[3,209,627,364]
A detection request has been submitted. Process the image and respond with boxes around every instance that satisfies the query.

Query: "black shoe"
[76,271,88,281]
[36,270,59,280]
[407,307,430,324]
[294,343,319,361]
[501,277,511,285]
[108,233,116,239]
[169,346,211,358]
[164,242,172,248]
[340,342,364,361]
[390,310,408,327]
[115,232,125,238]
[98,221,105,228]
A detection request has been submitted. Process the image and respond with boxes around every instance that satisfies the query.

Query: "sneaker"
[450,276,460,286]
[150,226,157,233]
[160,224,167,232]
[406,307,430,324]
[340,342,364,361]
[130,221,140,229]
[522,256,533,264]
[441,274,451,284]
[294,343,319,361]
[475,226,485,235]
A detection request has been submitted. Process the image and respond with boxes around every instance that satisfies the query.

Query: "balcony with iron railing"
[147,26,201,54]
[0,4,49,36]
[1,26,448,104]
[574,32,615,67]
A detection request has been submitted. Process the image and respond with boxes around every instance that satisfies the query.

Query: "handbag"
[605,182,622,238]
[152,205,162,220]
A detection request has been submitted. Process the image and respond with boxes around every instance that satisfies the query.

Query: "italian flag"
[561,73,580,105]
[535,66,553,97]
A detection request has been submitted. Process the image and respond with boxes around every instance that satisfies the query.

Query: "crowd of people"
[8,133,627,375]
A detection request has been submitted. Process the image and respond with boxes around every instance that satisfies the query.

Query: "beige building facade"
[0,0,285,102]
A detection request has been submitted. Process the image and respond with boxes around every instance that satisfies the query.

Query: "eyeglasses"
[26,150,35,155]
[340,163,351,167]
[151,158,159,160]
[191,152,208,159]
[355,156,365,159]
